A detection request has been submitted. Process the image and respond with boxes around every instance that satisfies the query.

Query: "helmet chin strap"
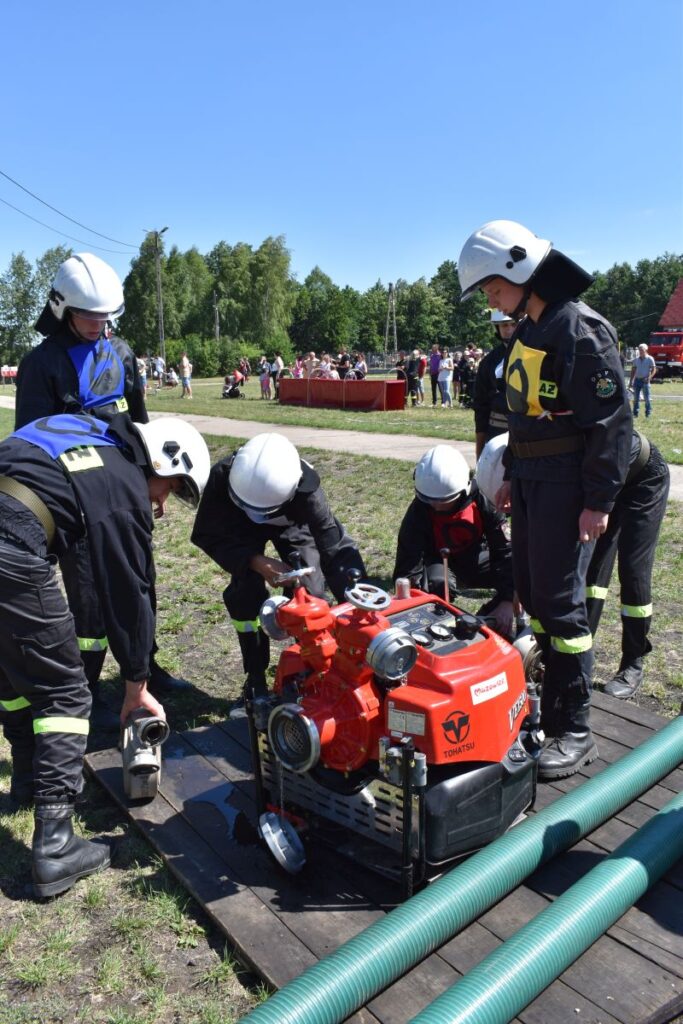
[511,282,533,321]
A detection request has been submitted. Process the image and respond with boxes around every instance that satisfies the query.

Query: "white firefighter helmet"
[458,220,552,301]
[133,418,210,507]
[414,445,470,504]
[490,309,514,324]
[229,433,302,521]
[49,253,125,322]
[475,432,509,504]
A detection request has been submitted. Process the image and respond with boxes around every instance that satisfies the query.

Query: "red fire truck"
[648,278,683,378]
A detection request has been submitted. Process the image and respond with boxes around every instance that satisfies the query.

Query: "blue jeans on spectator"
[632,377,651,417]
[438,379,452,407]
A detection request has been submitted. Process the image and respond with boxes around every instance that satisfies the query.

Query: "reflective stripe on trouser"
[510,476,594,734]
[0,542,92,803]
[78,636,108,652]
[586,443,668,659]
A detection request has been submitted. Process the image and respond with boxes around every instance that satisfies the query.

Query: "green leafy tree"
[120,234,164,353]
[33,245,72,310]
[357,281,388,356]
[0,253,39,361]
[207,240,254,341]
[248,236,294,348]
[430,259,490,348]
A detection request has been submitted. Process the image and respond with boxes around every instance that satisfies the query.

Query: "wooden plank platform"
[86,691,683,1024]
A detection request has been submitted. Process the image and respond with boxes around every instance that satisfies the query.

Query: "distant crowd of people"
[394,342,487,409]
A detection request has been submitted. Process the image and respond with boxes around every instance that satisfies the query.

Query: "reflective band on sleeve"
[621,603,653,618]
[551,634,593,654]
[586,585,608,600]
[33,716,89,736]
[529,618,546,634]
[77,636,109,652]
[0,696,31,712]
[233,618,261,634]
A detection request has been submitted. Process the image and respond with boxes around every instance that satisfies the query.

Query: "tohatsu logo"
[441,711,475,756]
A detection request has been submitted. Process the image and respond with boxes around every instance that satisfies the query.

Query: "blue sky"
[2,0,682,291]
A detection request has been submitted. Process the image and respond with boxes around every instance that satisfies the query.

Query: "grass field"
[145,374,683,465]
[0,405,681,1024]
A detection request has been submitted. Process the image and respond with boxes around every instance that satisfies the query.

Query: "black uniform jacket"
[191,455,366,603]
[473,342,508,436]
[504,299,632,512]
[0,415,155,681]
[15,325,148,428]
[393,487,513,601]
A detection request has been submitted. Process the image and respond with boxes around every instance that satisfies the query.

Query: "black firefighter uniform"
[503,299,632,730]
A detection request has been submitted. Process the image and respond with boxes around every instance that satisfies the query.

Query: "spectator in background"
[180,351,193,399]
[417,348,427,405]
[137,356,148,396]
[353,352,367,378]
[292,354,304,378]
[270,352,284,398]
[452,351,464,405]
[630,343,656,418]
[337,351,351,379]
[406,349,422,407]
[428,344,441,406]
[258,356,271,399]
[303,351,319,378]
[437,347,454,407]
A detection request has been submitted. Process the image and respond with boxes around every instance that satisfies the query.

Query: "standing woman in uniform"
[458,220,632,780]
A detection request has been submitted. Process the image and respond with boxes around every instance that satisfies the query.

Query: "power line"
[0,195,138,255]
[0,168,138,248]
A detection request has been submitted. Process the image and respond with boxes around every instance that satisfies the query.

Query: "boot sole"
[33,852,111,899]
[538,743,599,782]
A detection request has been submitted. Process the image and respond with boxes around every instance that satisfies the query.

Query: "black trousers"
[511,477,595,730]
[430,372,439,405]
[0,540,90,804]
[60,537,158,682]
[586,445,669,662]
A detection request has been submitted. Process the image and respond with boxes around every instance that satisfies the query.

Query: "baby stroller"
[222,369,246,399]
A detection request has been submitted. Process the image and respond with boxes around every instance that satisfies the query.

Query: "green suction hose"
[241,714,683,1024]
[410,788,683,1024]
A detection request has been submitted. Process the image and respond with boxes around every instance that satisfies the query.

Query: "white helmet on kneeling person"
[133,419,211,507]
[414,446,471,506]
[475,432,509,505]
[229,433,303,522]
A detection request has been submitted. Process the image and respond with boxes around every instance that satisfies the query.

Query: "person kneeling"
[393,445,514,637]
[191,433,366,715]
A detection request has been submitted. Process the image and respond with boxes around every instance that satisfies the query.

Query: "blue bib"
[67,337,125,410]
[13,414,122,460]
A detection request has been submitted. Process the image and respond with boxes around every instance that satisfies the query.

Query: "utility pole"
[213,290,220,344]
[384,282,398,365]
[152,227,168,369]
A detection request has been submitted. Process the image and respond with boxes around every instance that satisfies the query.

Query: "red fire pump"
[249,568,541,896]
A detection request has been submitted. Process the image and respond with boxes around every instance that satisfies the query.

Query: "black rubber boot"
[538,702,598,781]
[148,659,191,694]
[604,657,644,699]
[32,803,111,899]
[229,674,268,720]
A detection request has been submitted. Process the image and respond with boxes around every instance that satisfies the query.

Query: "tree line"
[1,233,681,375]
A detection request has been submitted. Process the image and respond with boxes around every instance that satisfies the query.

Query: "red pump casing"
[272,585,529,774]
